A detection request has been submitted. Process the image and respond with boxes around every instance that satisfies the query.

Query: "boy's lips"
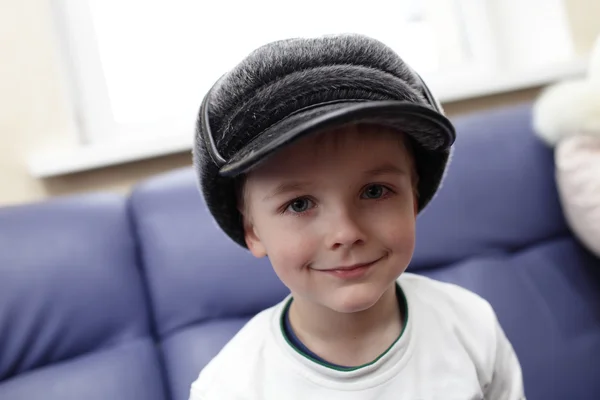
[329,260,378,271]
[316,256,385,279]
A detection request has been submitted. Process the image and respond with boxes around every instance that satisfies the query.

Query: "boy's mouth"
[318,256,385,279]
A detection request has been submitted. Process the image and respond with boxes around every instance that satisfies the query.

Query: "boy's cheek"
[266,232,319,270]
[377,216,416,250]
[413,195,419,215]
[270,235,316,264]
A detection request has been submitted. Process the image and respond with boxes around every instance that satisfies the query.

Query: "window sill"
[28,58,589,179]
[28,134,194,178]
[430,57,589,102]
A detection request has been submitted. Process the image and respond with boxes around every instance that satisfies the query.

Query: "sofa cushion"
[129,171,288,337]
[555,135,600,257]
[0,194,167,400]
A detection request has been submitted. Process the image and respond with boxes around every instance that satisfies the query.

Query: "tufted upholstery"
[0,194,167,399]
[1,103,599,400]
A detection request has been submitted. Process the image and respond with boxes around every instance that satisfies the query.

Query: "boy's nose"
[325,210,367,250]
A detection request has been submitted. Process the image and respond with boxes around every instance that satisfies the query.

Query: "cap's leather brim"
[219,100,455,177]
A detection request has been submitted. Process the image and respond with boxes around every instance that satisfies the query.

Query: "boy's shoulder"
[399,272,500,337]
[190,275,505,399]
[399,272,501,361]
[189,300,285,398]
[399,274,522,396]
[399,272,492,306]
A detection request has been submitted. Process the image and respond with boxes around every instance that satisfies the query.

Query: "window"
[51,0,577,145]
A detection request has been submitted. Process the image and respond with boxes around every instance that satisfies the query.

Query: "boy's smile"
[315,254,386,279]
[241,123,418,316]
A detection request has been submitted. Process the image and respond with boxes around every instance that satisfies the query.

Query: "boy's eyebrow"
[263,182,310,201]
[263,164,408,201]
[364,163,408,176]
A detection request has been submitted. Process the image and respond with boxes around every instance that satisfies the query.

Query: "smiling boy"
[190,34,525,399]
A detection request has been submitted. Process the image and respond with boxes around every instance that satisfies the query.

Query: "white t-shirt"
[189,273,525,399]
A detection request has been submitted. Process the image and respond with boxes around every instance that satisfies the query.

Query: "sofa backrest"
[0,194,167,400]
[128,103,600,400]
[411,104,569,269]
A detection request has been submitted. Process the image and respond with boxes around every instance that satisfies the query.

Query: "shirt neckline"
[270,279,415,389]
[280,282,409,372]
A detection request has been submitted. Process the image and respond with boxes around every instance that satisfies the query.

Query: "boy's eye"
[362,184,387,199]
[287,198,313,213]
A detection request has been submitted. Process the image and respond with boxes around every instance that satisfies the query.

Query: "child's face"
[241,125,418,314]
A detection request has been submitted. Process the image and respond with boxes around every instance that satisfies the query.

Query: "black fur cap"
[193,34,455,248]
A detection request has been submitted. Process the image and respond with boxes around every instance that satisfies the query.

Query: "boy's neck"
[288,283,403,367]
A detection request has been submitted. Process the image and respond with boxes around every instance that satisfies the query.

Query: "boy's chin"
[323,285,390,314]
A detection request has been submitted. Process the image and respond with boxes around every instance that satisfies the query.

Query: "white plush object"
[555,136,600,257]
[533,34,600,257]
[532,80,600,146]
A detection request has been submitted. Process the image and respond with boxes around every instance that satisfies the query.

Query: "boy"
[190,34,525,399]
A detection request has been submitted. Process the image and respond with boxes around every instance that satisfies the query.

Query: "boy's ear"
[244,219,267,258]
[414,197,418,216]
[413,193,419,216]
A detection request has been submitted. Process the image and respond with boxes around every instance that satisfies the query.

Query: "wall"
[0,1,76,206]
[0,0,196,207]
[564,0,600,55]
[0,0,597,207]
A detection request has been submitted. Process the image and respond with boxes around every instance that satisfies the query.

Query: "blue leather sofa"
[1,103,599,400]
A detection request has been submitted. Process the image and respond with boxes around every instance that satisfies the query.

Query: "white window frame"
[51,0,114,145]
[31,0,586,178]
[50,0,489,143]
